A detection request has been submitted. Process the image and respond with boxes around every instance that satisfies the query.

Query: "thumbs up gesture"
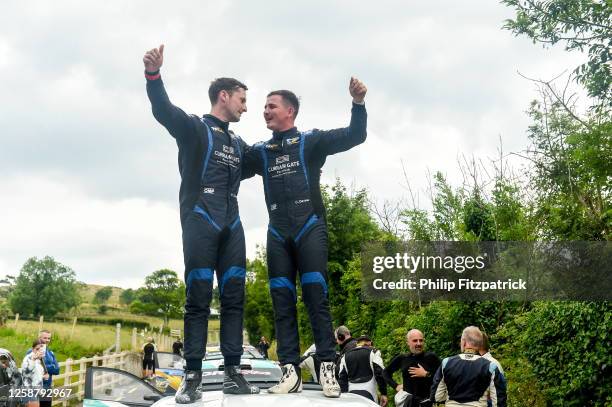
[349,77,367,104]
[143,44,164,72]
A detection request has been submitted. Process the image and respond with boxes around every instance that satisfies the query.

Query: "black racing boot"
[175,370,202,404]
[223,365,260,395]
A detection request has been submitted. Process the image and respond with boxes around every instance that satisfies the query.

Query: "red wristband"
[145,71,160,81]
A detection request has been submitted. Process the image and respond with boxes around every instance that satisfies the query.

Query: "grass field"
[4,317,221,363]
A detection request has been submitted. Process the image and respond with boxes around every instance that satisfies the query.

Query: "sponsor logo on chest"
[214,144,240,166]
[285,136,300,146]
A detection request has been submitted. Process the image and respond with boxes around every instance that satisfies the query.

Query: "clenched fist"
[143,44,164,72]
[349,77,367,104]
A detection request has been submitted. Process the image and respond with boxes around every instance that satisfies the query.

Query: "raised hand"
[349,76,367,103]
[143,44,164,72]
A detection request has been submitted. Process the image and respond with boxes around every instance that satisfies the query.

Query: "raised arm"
[311,77,368,156]
[143,44,193,138]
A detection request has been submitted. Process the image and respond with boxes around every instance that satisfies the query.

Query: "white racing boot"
[267,364,302,394]
[319,361,340,398]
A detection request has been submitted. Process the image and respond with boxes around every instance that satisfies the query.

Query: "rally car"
[151,347,272,392]
[83,351,378,407]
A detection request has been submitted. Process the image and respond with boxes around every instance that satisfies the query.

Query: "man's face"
[407,331,425,354]
[264,95,294,131]
[223,88,247,122]
[40,332,51,345]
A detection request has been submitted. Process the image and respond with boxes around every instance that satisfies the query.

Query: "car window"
[204,351,223,361]
[201,360,283,385]
[89,369,161,405]
[155,352,184,369]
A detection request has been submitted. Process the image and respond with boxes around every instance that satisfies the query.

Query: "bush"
[497,302,611,406]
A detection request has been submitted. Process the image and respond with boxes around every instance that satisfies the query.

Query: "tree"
[93,286,113,304]
[0,275,16,301]
[119,288,136,305]
[323,180,384,324]
[244,248,275,343]
[9,256,81,318]
[132,269,185,326]
[524,87,611,240]
[502,0,611,109]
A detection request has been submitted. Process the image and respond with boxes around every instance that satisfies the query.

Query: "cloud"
[0,1,588,285]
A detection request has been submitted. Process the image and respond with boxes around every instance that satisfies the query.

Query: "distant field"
[3,283,222,362]
[78,284,124,305]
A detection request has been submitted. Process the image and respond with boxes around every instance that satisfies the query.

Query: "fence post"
[132,327,137,350]
[13,313,19,329]
[78,357,86,400]
[115,323,121,353]
[70,317,77,340]
[39,315,44,332]
[63,359,72,407]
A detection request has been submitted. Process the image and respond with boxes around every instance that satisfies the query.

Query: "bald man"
[383,329,440,407]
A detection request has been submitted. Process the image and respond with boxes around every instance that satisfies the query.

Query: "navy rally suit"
[147,75,248,369]
[243,102,367,366]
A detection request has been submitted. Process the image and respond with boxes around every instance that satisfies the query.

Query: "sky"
[0,1,586,288]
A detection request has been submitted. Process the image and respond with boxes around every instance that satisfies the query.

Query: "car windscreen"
[88,368,161,405]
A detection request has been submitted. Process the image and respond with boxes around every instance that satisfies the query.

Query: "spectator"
[338,335,388,406]
[480,333,504,375]
[22,340,47,407]
[257,337,270,359]
[0,348,21,407]
[431,326,507,407]
[299,343,320,383]
[26,330,59,407]
[335,326,357,358]
[383,329,440,407]
[142,337,157,378]
[172,338,184,356]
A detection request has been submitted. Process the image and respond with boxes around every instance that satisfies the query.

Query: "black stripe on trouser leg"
[217,222,247,366]
[297,219,336,362]
[266,230,300,366]
[182,213,219,367]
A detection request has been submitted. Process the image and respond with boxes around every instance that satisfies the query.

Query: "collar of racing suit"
[272,126,299,141]
[202,114,230,132]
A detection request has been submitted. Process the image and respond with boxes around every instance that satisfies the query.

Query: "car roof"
[152,390,379,407]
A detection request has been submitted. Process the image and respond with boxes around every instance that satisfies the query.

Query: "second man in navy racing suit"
[243,77,368,397]
[143,44,259,403]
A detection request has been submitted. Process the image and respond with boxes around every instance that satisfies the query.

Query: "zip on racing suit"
[243,102,367,367]
[147,74,249,369]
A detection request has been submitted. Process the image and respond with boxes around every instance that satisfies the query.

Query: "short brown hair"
[32,339,44,349]
[267,90,300,118]
[209,78,248,104]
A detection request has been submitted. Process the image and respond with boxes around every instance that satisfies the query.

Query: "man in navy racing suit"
[242,77,368,397]
[430,326,507,407]
[143,44,259,402]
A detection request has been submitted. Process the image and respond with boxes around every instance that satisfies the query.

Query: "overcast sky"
[0,1,585,287]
